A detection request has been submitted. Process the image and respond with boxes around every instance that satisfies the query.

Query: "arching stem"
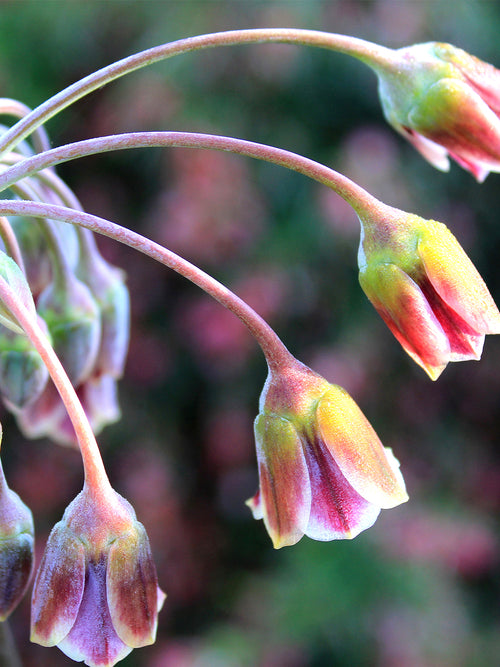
[0,199,295,374]
[0,28,398,157]
[0,131,394,221]
[0,275,113,499]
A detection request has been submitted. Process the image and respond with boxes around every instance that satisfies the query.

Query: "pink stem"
[0,29,397,157]
[0,199,295,373]
[0,275,112,497]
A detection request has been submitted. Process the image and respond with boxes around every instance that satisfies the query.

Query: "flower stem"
[0,131,392,220]
[0,199,294,373]
[0,275,111,496]
[0,29,398,157]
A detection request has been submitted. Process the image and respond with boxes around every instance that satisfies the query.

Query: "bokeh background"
[1,1,500,665]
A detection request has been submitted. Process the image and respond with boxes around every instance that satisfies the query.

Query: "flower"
[0,435,34,620]
[376,41,500,181]
[358,205,500,379]
[31,484,165,667]
[246,357,408,548]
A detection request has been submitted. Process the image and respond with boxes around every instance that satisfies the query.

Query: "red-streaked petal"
[107,524,161,648]
[303,435,381,541]
[417,276,485,360]
[418,222,500,334]
[30,523,85,646]
[360,263,450,379]
[410,79,500,167]
[316,388,408,509]
[252,414,311,548]
[57,557,132,667]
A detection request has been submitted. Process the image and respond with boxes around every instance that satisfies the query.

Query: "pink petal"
[400,126,451,172]
[418,223,500,335]
[30,524,85,646]
[316,388,408,509]
[304,435,381,541]
[57,556,132,667]
[360,263,451,379]
[252,414,311,548]
[107,525,161,648]
[410,79,500,169]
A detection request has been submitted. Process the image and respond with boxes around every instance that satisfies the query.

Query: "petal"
[417,277,485,361]
[0,532,34,621]
[409,78,500,169]
[107,524,161,648]
[360,263,450,379]
[303,435,381,541]
[399,126,451,172]
[418,222,500,335]
[57,556,132,667]
[316,387,408,509]
[252,414,311,548]
[31,523,85,646]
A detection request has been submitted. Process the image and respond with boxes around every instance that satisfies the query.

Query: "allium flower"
[358,206,500,379]
[247,357,408,548]
[376,41,500,181]
[31,485,165,667]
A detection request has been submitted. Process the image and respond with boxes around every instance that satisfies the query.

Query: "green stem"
[0,274,112,496]
[0,198,294,373]
[0,28,398,157]
[0,131,393,220]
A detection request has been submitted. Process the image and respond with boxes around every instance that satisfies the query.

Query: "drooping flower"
[0,427,34,620]
[246,356,408,548]
[31,484,165,667]
[375,41,500,181]
[358,204,500,379]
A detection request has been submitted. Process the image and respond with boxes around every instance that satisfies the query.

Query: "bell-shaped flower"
[358,205,500,379]
[0,425,35,620]
[375,41,500,181]
[246,357,408,548]
[31,484,165,667]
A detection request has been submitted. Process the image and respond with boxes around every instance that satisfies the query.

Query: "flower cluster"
[0,24,497,667]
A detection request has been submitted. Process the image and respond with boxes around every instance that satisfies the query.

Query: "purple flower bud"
[0,441,35,620]
[31,485,165,667]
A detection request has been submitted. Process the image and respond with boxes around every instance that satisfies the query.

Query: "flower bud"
[247,356,407,548]
[0,429,35,620]
[37,272,101,386]
[0,318,49,409]
[358,204,500,379]
[31,484,165,667]
[77,234,130,378]
[376,41,500,181]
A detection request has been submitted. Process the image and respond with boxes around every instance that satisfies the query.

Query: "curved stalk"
[0,274,112,498]
[0,131,393,220]
[0,29,398,157]
[0,199,295,373]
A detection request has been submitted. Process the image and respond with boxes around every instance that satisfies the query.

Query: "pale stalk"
[0,199,294,373]
[0,131,393,220]
[0,29,399,157]
[0,97,51,154]
[0,216,25,272]
[0,275,112,499]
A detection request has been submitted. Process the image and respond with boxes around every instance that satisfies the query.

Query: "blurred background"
[1,1,500,665]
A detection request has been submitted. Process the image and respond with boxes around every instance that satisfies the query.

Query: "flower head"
[358,205,500,379]
[376,42,500,181]
[31,484,165,667]
[246,357,408,548]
